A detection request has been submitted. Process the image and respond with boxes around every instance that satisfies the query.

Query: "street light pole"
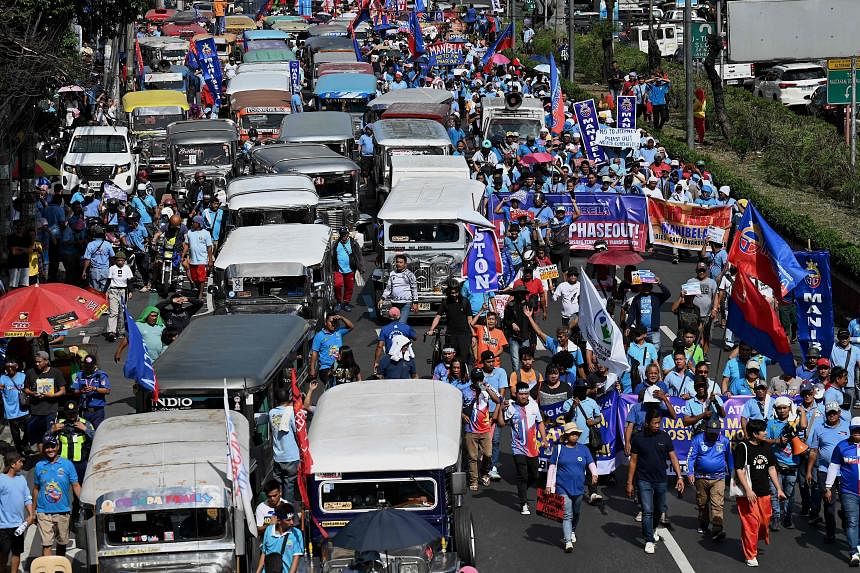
[684,0,694,147]
[852,55,857,205]
[568,0,576,82]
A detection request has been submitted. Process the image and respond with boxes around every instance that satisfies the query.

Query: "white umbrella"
[534,64,551,73]
[58,85,84,93]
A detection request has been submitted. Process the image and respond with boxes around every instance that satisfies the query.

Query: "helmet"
[160,206,175,218]
[194,170,206,180]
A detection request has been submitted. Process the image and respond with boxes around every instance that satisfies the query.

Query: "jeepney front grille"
[79,165,114,180]
[408,254,457,294]
[317,206,354,230]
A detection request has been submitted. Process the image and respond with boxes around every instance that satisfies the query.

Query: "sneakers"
[343,303,354,312]
[589,492,603,503]
[570,532,577,543]
[746,558,759,567]
[644,542,655,554]
[653,532,661,543]
[469,485,478,492]
[660,514,670,525]
[850,554,860,567]
[480,475,490,487]
[635,511,643,522]
[564,540,573,553]
[521,504,531,515]
[488,467,501,481]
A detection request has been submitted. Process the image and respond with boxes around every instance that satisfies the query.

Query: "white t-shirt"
[553,281,580,318]
[255,501,277,529]
[108,264,132,288]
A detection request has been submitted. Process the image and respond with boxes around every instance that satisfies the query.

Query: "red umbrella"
[587,250,644,267]
[0,284,107,337]
[520,152,555,166]
[488,53,510,65]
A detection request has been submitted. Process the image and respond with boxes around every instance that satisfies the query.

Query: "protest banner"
[794,251,835,359]
[536,488,565,521]
[537,264,559,281]
[569,194,648,251]
[616,95,636,129]
[572,99,606,164]
[426,41,464,66]
[594,128,639,148]
[647,197,733,251]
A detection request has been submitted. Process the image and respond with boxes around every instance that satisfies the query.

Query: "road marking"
[661,325,677,342]
[82,336,90,344]
[656,526,695,573]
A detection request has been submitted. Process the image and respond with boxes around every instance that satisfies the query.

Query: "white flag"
[578,267,630,382]
[224,384,258,537]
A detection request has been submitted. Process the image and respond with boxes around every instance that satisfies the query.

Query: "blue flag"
[572,99,606,164]
[461,228,502,293]
[793,250,835,360]
[123,306,159,399]
[353,37,365,62]
[195,37,223,109]
[616,95,636,129]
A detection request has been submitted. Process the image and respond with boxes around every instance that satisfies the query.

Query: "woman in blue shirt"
[0,358,29,455]
[546,422,597,552]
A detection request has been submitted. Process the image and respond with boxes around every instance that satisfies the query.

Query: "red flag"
[291,368,313,509]
[134,39,144,77]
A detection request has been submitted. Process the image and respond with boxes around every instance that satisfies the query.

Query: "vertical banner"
[616,95,637,129]
[195,37,223,109]
[289,60,301,93]
[571,99,606,164]
[462,228,502,293]
[793,251,835,360]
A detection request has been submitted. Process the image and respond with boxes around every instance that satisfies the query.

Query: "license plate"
[417,303,431,311]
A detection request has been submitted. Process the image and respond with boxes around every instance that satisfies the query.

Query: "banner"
[426,41,464,66]
[289,60,301,93]
[571,99,606,164]
[616,95,636,129]
[579,270,629,379]
[794,251,835,360]
[647,197,733,251]
[462,228,502,293]
[195,37,223,109]
[594,127,639,148]
[569,194,648,251]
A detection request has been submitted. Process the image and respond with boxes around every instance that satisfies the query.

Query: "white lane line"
[82,335,90,344]
[656,526,696,573]
[661,325,677,342]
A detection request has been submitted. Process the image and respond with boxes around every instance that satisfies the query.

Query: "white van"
[389,155,470,189]
[61,126,137,192]
[627,24,679,57]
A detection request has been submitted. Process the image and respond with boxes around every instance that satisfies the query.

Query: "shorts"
[37,513,71,547]
[189,264,208,284]
[0,527,25,556]
[8,268,29,288]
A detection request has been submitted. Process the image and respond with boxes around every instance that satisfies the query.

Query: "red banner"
[647,197,733,252]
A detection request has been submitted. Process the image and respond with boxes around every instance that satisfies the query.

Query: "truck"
[480,94,545,146]
[61,126,138,193]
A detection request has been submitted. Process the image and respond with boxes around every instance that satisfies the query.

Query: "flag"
[223,384,258,537]
[134,39,144,78]
[195,37,224,109]
[727,271,795,374]
[793,250,835,360]
[353,37,365,62]
[462,227,502,293]
[348,0,372,35]
[487,15,498,34]
[122,306,159,401]
[728,202,807,298]
[415,0,425,13]
[291,369,313,510]
[481,22,514,72]
[255,0,275,22]
[407,10,425,58]
[578,268,629,380]
[548,54,565,135]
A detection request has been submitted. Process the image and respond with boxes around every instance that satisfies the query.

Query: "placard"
[537,264,559,281]
[631,270,656,285]
[536,488,565,522]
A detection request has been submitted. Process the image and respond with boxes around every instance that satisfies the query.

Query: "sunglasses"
[696,268,707,273]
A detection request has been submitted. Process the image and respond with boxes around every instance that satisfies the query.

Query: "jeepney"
[367,87,454,122]
[151,314,313,476]
[162,22,208,39]
[371,118,453,202]
[250,143,363,230]
[230,89,292,141]
[263,14,305,29]
[381,102,451,125]
[242,29,289,52]
[309,379,476,572]
[79,411,256,573]
[211,224,334,320]
[304,36,353,69]
[277,111,355,158]
[389,155,469,189]
[307,23,348,37]
[225,14,257,35]
[481,95,545,144]
[315,61,374,79]
[165,119,239,204]
[137,36,189,68]
[311,51,358,82]
[141,63,191,94]
[373,177,490,317]
[313,73,376,132]
[240,47,297,63]
[270,20,310,39]
[121,90,189,177]
[225,173,319,227]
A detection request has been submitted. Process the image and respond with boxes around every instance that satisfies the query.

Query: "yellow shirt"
[29,242,42,277]
[694,99,706,119]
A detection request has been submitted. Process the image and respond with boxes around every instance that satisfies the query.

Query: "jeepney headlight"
[63,163,78,175]
[115,162,132,175]
[398,564,420,573]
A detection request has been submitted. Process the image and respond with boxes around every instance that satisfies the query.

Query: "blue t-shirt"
[269,406,299,463]
[185,229,213,265]
[766,418,799,467]
[664,370,695,397]
[71,370,111,408]
[648,82,670,105]
[809,419,850,472]
[741,398,771,422]
[0,372,27,419]
[33,457,78,514]
[83,239,115,269]
[830,344,860,387]
[335,240,353,274]
[378,322,417,353]
[260,525,304,566]
[562,396,602,446]
[0,474,31,528]
[358,134,374,156]
[483,367,508,413]
[312,327,350,370]
[551,443,594,497]
[131,195,157,225]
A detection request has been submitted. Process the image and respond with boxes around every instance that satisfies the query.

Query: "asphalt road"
[61,249,851,572]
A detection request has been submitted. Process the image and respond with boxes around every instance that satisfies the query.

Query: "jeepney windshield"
[484,118,542,143]
[103,507,227,545]
[387,223,460,244]
[131,108,186,132]
[174,143,232,168]
[229,276,306,298]
[161,48,188,60]
[241,113,289,130]
[317,98,368,114]
[319,478,438,513]
[310,172,355,198]
[237,208,314,226]
[146,78,186,92]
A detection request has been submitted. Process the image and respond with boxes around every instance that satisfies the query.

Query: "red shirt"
[513,277,545,308]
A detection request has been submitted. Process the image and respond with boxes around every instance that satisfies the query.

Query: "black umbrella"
[332,508,441,552]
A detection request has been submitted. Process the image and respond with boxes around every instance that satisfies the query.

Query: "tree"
[601,0,616,81]
[702,31,732,139]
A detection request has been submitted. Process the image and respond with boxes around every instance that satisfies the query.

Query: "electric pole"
[684,0,694,147]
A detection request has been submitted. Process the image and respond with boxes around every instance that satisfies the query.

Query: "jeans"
[274,460,300,503]
[770,468,797,522]
[513,455,539,506]
[88,267,109,292]
[844,491,860,553]
[637,479,667,543]
[815,471,839,538]
[509,337,531,372]
[652,104,669,130]
[797,456,812,512]
[562,494,583,540]
[491,420,502,469]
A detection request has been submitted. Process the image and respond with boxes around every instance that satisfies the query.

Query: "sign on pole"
[690,21,713,60]
[289,60,301,93]
[827,58,859,105]
[675,0,698,6]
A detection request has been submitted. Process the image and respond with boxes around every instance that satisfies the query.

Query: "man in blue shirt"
[0,451,33,571]
[764,396,805,530]
[686,419,732,539]
[129,185,157,227]
[373,307,417,373]
[268,388,300,501]
[447,118,466,146]
[740,378,773,434]
[33,436,80,556]
[82,229,115,291]
[700,240,728,282]
[357,125,374,187]
[647,76,671,129]
[824,417,860,566]
[310,314,354,387]
[831,329,860,394]
[624,280,671,347]
[807,403,850,542]
[290,92,303,113]
[0,358,29,455]
[70,355,111,428]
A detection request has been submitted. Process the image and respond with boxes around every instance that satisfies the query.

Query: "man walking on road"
[332,227,363,312]
[824,416,860,566]
[626,410,685,555]
[686,419,732,540]
[500,382,545,516]
[381,254,418,323]
[32,436,80,557]
[807,403,849,543]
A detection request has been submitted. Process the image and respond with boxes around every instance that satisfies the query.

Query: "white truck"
[61,126,138,193]
[480,94,545,145]
[389,155,471,189]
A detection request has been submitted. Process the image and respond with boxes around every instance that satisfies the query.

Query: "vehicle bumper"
[62,171,134,192]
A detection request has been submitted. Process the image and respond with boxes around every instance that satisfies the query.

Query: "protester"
[500,381,546,515]
[0,358,30,455]
[686,419,732,540]
[310,314,354,387]
[546,422,598,552]
[824,416,860,566]
[33,435,80,557]
[268,388,301,502]
[807,403,850,542]
[461,369,501,491]
[0,451,33,573]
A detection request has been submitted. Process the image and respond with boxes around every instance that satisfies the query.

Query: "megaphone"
[504,91,523,111]
[790,436,809,456]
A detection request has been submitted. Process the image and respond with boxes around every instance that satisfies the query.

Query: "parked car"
[753,63,827,107]
[806,85,842,124]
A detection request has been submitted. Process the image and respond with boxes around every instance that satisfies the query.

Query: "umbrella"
[587,250,644,267]
[0,284,107,338]
[35,160,60,177]
[488,53,510,65]
[332,508,441,553]
[58,85,84,93]
[519,152,554,166]
[534,63,550,73]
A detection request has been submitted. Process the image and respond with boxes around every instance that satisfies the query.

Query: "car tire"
[454,506,477,566]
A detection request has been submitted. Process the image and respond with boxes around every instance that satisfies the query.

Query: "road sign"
[690,21,714,61]
[828,58,852,71]
[827,69,859,105]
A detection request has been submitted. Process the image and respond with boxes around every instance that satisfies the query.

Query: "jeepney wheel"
[453,506,476,566]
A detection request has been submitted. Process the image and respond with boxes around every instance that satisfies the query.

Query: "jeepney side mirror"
[208,284,222,297]
[451,472,467,496]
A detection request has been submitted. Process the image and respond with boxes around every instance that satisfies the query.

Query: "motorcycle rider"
[185,171,213,217]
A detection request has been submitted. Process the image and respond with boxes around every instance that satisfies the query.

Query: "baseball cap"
[555,205,566,212]
[851,417,860,431]
[838,328,850,340]
[799,381,814,395]
[826,401,842,413]
[338,227,349,235]
[814,383,826,400]
[647,176,659,183]
[806,346,821,358]
[745,359,761,372]
[482,139,492,149]
[817,358,831,368]
[192,215,204,225]
[42,436,59,447]
[706,419,721,431]
[602,175,612,183]
[718,185,731,196]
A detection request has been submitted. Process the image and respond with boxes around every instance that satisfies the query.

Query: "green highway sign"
[827,69,859,105]
[690,22,714,61]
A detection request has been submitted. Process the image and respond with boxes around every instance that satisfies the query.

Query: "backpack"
[677,304,701,334]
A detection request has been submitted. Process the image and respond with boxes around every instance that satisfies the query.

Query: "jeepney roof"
[278,111,354,143]
[307,23,348,37]
[80,409,249,506]
[316,61,374,76]
[381,102,450,124]
[264,15,305,24]
[226,14,256,25]
[305,36,353,52]
[226,72,293,95]
[138,36,189,48]
[226,173,317,200]
[309,379,462,473]
[371,118,451,148]
[243,29,290,41]
[241,48,297,63]
[236,62,292,74]
[368,87,453,111]
[271,21,311,32]
[122,90,190,112]
[378,177,490,227]
[312,51,358,65]
[215,224,332,277]
[230,89,292,110]
[156,314,310,392]
[166,119,239,144]
[313,73,377,99]
[251,143,358,174]
[191,32,237,45]
[228,189,319,211]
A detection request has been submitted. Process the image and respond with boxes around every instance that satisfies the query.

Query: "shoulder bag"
[263,530,290,573]
[578,401,604,450]
[728,442,749,499]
